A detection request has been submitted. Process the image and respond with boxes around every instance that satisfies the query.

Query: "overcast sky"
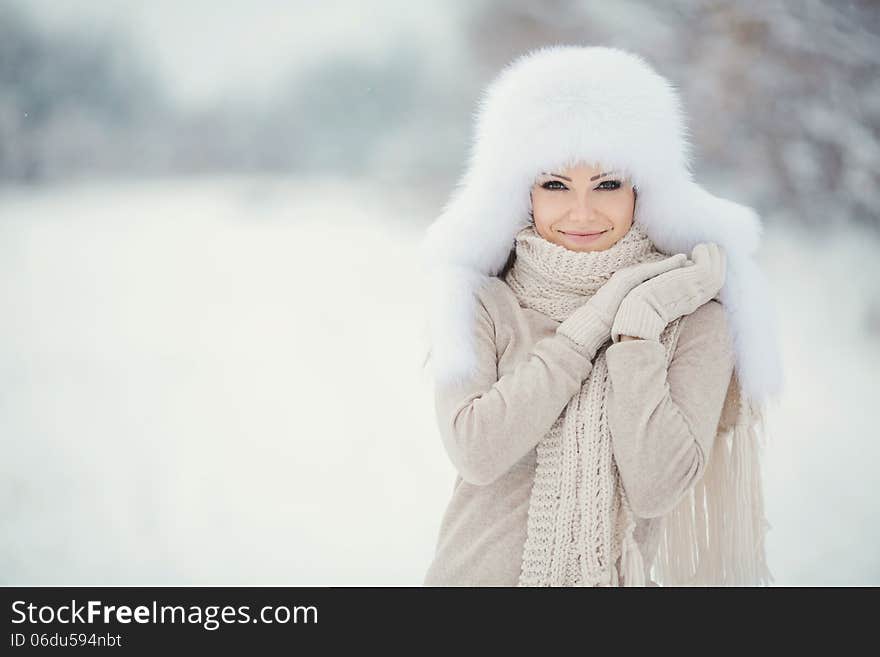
[13,0,477,110]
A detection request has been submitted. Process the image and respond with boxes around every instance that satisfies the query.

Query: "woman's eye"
[596,179,622,190]
[541,179,622,191]
[541,180,567,190]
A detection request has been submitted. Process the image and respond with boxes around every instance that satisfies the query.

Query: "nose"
[570,190,596,221]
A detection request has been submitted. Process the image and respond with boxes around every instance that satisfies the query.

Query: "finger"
[690,243,709,265]
[634,254,688,282]
[705,244,725,294]
[614,253,685,284]
[702,243,716,279]
[703,243,718,281]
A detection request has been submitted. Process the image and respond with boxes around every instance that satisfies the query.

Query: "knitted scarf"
[503,222,774,587]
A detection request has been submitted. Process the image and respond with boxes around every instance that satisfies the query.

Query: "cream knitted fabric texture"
[504,222,686,586]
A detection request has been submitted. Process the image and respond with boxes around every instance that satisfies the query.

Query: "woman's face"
[530,161,636,252]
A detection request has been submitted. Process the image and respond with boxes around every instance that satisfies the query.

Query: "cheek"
[597,194,634,225]
[532,190,569,216]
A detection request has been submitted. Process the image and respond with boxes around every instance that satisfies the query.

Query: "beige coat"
[423,276,736,586]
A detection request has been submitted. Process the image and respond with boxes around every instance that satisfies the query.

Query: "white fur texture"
[420,45,784,403]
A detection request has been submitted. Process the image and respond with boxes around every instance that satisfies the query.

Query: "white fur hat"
[420,44,784,404]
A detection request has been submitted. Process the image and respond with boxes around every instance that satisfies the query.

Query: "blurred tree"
[0,0,168,182]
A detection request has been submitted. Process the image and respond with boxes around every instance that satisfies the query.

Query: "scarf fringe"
[651,384,774,586]
[620,505,646,587]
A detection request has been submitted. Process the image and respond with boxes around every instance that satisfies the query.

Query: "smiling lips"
[560,229,608,242]
[562,230,606,236]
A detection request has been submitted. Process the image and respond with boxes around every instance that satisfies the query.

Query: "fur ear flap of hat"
[420,44,784,406]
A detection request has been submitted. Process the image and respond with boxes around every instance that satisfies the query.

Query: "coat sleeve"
[605,300,735,518]
[432,288,597,486]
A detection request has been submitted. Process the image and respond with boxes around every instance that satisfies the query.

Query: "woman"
[420,46,784,587]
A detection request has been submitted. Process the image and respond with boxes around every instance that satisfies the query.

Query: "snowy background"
[1,0,878,585]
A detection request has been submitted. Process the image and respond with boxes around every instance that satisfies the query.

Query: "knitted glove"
[610,242,726,343]
[557,253,688,360]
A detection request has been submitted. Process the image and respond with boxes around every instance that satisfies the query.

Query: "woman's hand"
[556,253,689,360]
[610,243,726,344]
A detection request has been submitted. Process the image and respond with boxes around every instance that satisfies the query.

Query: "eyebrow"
[541,171,617,182]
